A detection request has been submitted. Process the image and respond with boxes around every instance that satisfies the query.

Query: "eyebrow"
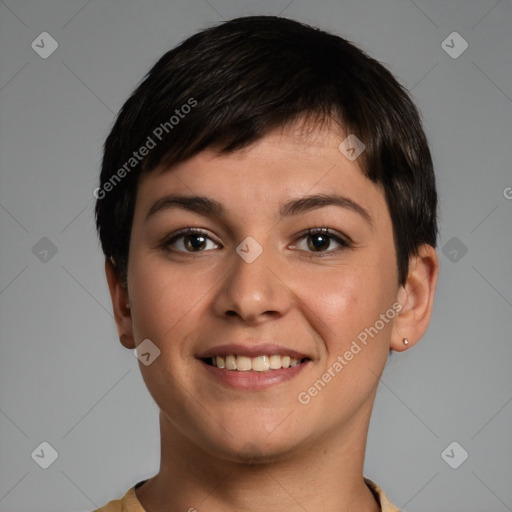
[145,193,373,226]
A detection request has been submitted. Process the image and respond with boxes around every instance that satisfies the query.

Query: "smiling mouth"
[202,354,311,372]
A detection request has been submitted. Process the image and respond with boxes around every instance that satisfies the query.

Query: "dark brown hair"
[95,15,438,286]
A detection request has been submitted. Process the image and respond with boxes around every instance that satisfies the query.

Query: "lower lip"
[198,359,310,390]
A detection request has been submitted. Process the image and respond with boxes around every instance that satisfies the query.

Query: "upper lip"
[196,343,310,360]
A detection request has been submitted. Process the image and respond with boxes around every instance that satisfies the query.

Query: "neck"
[136,399,381,512]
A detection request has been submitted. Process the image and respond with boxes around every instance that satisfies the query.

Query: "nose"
[212,240,292,325]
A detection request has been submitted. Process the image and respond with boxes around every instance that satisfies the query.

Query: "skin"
[106,120,439,512]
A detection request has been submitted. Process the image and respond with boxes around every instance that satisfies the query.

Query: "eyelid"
[290,227,352,255]
[294,227,353,245]
[159,226,352,255]
[159,227,221,252]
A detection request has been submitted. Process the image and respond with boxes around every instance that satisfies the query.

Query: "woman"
[94,15,439,511]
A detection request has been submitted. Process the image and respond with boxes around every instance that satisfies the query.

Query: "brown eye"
[307,233,331,251]
[182,233,208,251]
[295,228,350,255]
[161,228,220,253]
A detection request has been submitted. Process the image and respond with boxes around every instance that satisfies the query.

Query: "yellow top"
[93,478,400,511]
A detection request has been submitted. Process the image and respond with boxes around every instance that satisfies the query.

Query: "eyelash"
[159,227,352,257]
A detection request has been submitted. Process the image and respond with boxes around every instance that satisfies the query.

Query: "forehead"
[134,120,386,222]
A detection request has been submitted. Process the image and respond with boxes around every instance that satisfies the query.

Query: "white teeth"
[252,355,269,372]
[236,355,252,371]
[269,355,282,369]
[208,354,304,371]
[225,354,237,370]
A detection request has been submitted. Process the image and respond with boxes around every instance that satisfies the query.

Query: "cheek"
[297,257,396,356]
[127,254,206,349]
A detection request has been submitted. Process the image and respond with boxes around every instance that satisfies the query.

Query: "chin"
[201,428,304,466]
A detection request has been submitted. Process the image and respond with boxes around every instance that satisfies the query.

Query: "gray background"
[0,0,511,511]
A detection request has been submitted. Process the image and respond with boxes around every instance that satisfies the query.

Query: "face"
[125,121,402,461]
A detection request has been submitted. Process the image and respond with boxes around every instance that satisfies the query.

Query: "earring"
[403,338,409,345]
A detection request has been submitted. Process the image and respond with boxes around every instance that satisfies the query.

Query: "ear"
[390,244,439,352]
[105,259,135,349]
